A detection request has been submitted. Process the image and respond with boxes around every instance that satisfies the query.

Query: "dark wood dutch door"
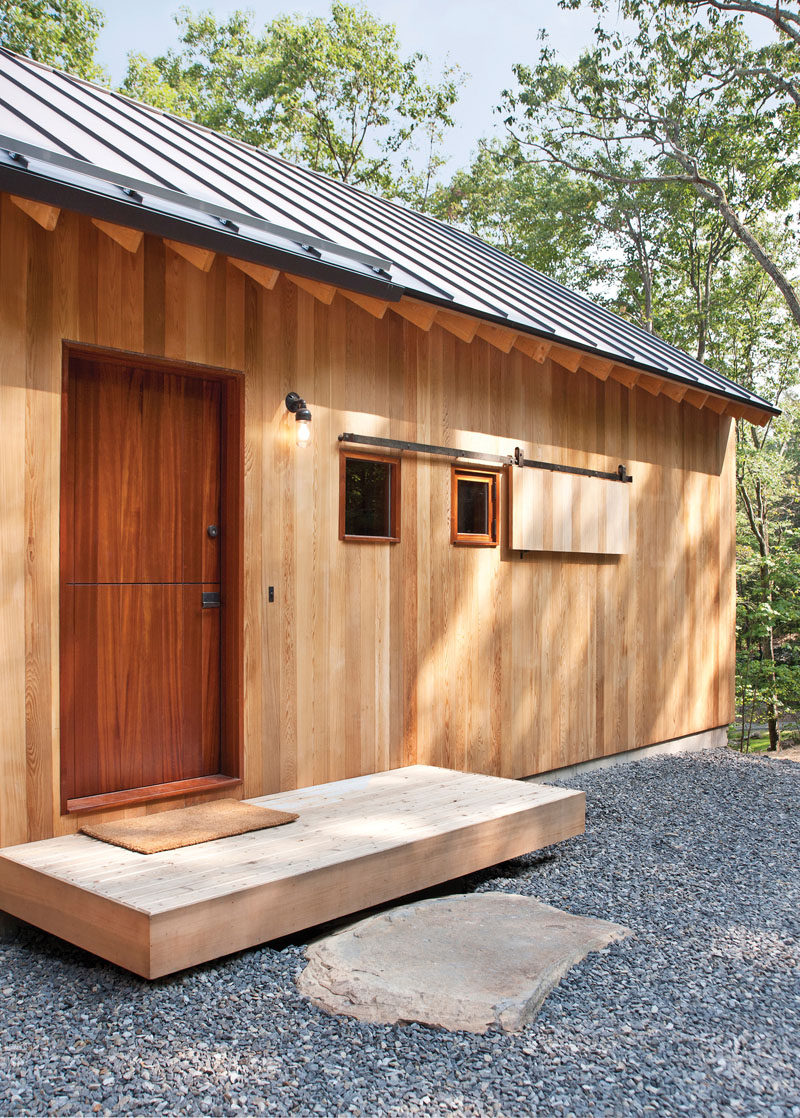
[61,355,223,805]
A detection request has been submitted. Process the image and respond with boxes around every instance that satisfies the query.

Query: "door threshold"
[66,774,242,816]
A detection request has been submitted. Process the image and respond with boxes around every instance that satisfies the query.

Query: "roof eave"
[0,165,404,301]
[407,290,780,418]
[0,164,780,421]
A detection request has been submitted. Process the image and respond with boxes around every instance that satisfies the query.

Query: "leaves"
[502,1,800,330]
[121,3,463,206]
[0,0,107,81]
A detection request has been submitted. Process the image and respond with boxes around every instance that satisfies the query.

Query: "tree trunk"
[759,564,782,752]
[738,471,783,752]
[673,157,800,333]
[767,714,781,750]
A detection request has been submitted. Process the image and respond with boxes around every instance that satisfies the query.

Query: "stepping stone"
[297,892,630,1033]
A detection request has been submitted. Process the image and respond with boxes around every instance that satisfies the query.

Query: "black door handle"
[207,524,219,539]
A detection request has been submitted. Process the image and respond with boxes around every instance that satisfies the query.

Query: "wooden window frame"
[339,450,401,543]
[451,467,500,547]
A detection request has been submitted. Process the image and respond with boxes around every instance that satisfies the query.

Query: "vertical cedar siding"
[0,198,736,844]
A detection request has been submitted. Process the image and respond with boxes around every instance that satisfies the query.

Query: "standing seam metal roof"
[0,47,777,414]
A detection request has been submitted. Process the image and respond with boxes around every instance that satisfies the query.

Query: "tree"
[122,3,462,206]
[715,244,800,750]
[0,0,106,81]
[434,138,740,353]
[431,141,608,294]
[502,0,800,331]
[735,399,800,751]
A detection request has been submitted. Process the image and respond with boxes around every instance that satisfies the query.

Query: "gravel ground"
[0,746,798,1117]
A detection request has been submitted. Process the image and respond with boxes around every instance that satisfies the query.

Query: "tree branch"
[732,64,800,106]
[695,1,800,48]
[519,139,800,332]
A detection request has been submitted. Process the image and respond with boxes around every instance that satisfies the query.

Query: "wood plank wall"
[0,197,736,845]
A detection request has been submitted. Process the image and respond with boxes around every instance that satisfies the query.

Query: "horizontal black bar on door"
[338,433,633,483]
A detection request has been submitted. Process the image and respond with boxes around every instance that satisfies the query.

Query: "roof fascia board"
[411,291,779,416]
[0,133,394,274]
[0,166,404,301]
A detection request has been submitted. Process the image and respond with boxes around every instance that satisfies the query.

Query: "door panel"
[62,356,223,802]
[67,585,220,797]
[68,359,220,586]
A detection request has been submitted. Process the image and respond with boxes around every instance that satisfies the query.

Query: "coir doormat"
[80,798,298,854]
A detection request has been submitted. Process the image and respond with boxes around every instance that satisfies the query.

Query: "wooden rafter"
[229,259,280,289]
[92,220,143,253]
[340,291,389,319]
[635,372,664,397]
[741,404,772,426]
[10,194,60,231]
[391,299,438,331]
[435,309,479,343]
[286,274,337,304]
[683,388,710,410]
[549,344,583,373]
[475,323,518,353]
[608,365,641,388]
[580,355,614,381]
[165,240,215,272]
[658,381,688,402]
[704,395,729,415]
[513,335,551,363]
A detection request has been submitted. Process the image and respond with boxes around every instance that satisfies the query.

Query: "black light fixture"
[285,391,312,447]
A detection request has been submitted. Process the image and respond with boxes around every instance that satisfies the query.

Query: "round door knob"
[207,524,219,539]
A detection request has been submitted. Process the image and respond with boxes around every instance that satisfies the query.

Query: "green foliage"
[123,10,267,132]
[728,258,800,748]
[435,138,743,350]
[0,0,106,81]
[502,0,800,330]
[122,3,462,206]
[735,426,800,746]
[513,0,800,213]
[430,141,608,293]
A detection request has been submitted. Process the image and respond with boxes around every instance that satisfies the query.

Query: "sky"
[94,0,600,174]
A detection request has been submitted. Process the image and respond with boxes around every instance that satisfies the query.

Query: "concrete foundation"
[528,726,728,784]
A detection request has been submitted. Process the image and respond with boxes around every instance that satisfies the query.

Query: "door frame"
[59,341,245,815]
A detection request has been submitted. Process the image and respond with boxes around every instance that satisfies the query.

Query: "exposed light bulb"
[295,417,312,447]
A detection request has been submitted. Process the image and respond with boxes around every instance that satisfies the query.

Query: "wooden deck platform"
[0,766,585,978]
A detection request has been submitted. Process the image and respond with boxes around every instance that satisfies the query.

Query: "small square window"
[340,452,400,541]
[451,468,499,546]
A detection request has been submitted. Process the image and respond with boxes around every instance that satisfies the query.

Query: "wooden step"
[0,766,585,978]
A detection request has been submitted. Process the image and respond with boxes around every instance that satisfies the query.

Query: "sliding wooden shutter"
[509,468,629,555]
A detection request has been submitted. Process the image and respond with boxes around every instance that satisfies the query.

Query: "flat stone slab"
[297,892,630,1033]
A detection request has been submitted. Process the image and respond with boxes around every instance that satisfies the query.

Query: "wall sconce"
[285,392,312,447]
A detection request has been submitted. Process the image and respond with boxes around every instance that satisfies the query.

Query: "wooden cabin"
[0,49,776,855]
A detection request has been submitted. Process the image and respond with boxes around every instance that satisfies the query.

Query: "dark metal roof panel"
[0,48,776,414]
